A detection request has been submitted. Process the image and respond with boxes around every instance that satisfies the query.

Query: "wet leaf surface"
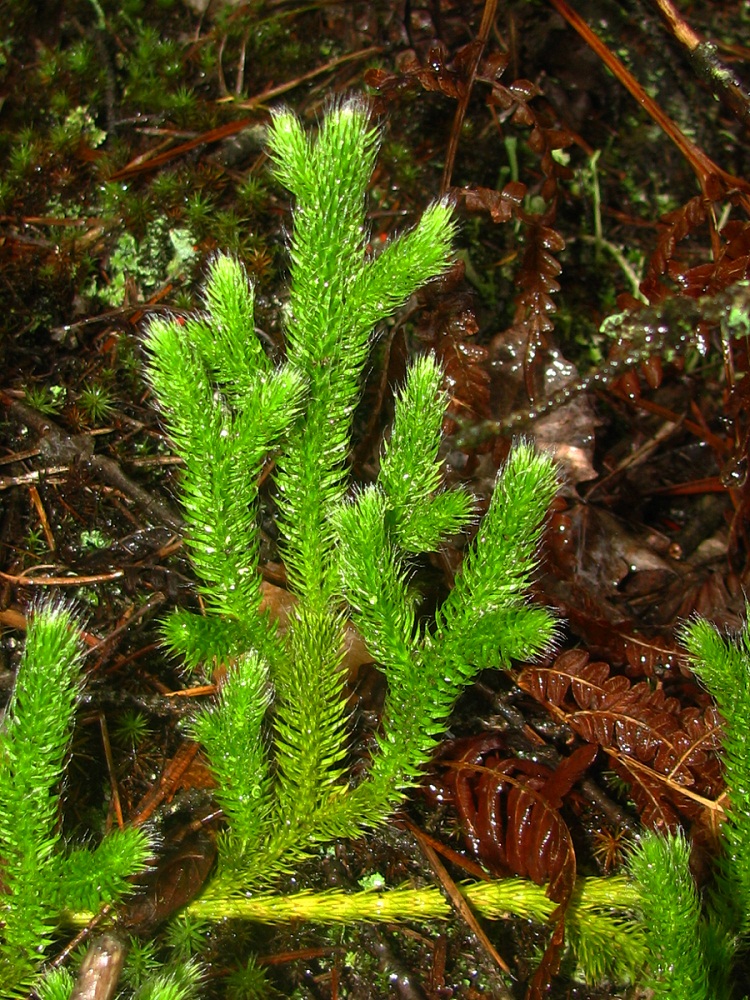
[3,0,750,996]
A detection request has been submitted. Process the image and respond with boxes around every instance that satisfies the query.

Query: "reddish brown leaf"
[518,650,724,835]
[413,260,492,439]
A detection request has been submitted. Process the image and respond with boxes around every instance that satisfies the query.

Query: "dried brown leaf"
[518,650,724,834]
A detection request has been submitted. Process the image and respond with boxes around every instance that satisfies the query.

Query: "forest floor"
[2,1,750,997]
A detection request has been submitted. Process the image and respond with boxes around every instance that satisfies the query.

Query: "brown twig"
[27,484,55,551]
[650,0,750,131]
[440,0,498,196]
[99,713,125,832]
[0,567,125,586]
[402,818,514,985]
[546,0,750,210]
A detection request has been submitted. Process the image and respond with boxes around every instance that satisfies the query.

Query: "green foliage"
[331,437,557,830]
[225,957,270,1000]
[121,938,162,990]
[0,604,151,996]
[8,134,38,177]
[145,99,559,900]
[184,190,216,233]
[627,610,750,998]
[122,23,184,108]
[434,437,559,666]
[682,612,750,939]
[187,873,644,986]
[78,380,115,423]
[563,876,645,985]
[235,175,268,215]
[190,651,272,857]
[376,354,475,553]
[3,99,654,995]
[34,968,75,1000]
[113,707,152,747]
[267,102,458,607]
[54,828,153,912]
[162,915,210,961]
[628,831,711,1000]
[146,254,305,642]
[23,382,65,415]
[131,960,203,1000]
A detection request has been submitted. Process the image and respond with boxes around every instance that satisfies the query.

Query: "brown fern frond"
[518,650,724,835]
[364,41,471,111]
[641,195,709,302]
[509,218,566,400]
[676,219,750,298]
[454,179,526,223]
[367,27,575,411]
[430,733,595,998]
[434,733,585,887]
[413,259,492,438]
[485,74,575,202]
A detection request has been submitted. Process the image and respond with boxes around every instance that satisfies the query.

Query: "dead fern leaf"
[518,649,724,835]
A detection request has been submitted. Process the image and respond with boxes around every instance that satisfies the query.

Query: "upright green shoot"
[629,609,750,997]
[682,613,750,939]
[145,99,560,895]
[0,605,150,997]
[628,831,712,1000]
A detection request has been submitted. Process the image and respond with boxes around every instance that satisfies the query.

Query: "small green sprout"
[224,957,269,1000]
[235,175,268,215]
[162,915,210,960]
[358,872,386,891]
[24,383,65,415]
[78,382,115,423]
[112,709,152,748]
[23,527,47,557]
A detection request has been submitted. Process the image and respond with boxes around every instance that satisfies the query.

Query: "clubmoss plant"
[629,611,750,999]
[3,100,651,995]
[0,604,151,997]
[144,97,559,900]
